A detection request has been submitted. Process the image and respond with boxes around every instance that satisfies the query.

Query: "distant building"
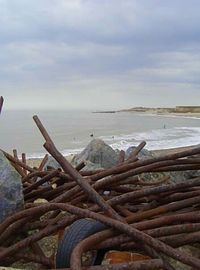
[175,106,200,113]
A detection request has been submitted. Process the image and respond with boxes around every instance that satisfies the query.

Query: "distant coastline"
[120,105,200,114]
[93,106,200,117]
[92,110,116,113]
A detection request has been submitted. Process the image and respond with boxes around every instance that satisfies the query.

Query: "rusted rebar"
[0,96,4,114]
[1,203,200,268]
[33,115,124,221]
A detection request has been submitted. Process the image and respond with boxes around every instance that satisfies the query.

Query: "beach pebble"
[0,150,24,223]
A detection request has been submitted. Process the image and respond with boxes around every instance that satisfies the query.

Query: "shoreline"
[94,109,200,119]
[26,154,74,168]
[152,144,199,156]
[121,111,200,119]
[26,144,200,167]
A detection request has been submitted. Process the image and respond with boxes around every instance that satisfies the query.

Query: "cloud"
[0,0,200,109]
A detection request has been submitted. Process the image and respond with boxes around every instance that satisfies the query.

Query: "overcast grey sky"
[1,0,200,110]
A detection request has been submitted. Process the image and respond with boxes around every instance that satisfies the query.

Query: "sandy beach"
[157,112,200,119]
[26,154,74,168]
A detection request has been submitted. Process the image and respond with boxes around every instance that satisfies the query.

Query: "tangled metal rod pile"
[1,112,200,269]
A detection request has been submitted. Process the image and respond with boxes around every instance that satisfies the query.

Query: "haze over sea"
[1,110,200,159]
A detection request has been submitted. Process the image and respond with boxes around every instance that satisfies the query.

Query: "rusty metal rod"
[23,169,60,194]
[75,161,86,171]
[0,218,28,245]
[159,231,200,247]
[24,185,53,201]
[21,153,27,175]
[22,170,48,183]
[95,211,200,250]
[97,222,200,251]
[33,115,124,221]
[0,247,53,267]
[126,141,146,161]
[0,96,4,114]
[108,176,200,207]
[38,153,49,171]
[2,150,35,172]
[13,149,18,159]
[10,161,26,177]
[44,141,124,221]
[89,145,200,182]
[71,159,200,204]
[118,149,125,164]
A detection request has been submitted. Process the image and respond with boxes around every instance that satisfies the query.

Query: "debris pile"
[1,97,200,269]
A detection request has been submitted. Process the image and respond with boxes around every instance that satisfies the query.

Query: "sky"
[1,0,200,110]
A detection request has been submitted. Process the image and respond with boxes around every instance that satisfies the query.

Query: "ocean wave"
[104,126,200,151]
[134,112,200,120]
[26,126,200,159]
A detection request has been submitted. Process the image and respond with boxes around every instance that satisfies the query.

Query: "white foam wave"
[103,126,200,151]
[134,112,200,120]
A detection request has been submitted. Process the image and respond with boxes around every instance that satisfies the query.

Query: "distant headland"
[120,106,200,114]
[93,106,200,114]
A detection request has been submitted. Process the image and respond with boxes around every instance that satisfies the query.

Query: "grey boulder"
[72,139,119,169]
[44,156,61,170]
[126,146,154,159]
[0,150,24,223]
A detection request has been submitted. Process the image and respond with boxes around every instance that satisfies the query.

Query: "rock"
[80,160,103,171]
[139,166,200,184]
[44,156,61,170]
[0,150,24,223]
[125,146,154,160]
[165,245,200,270]
[126,147,200,183]
[72,139,119,169]
[164,170,200,183]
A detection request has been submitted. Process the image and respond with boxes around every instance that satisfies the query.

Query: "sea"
[1,110,200,159]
